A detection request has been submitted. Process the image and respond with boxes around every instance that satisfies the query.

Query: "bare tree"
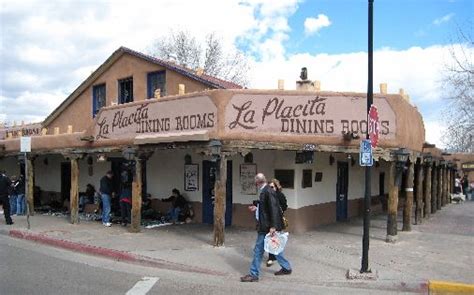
[441,23,473,153]
[149,30,250,86]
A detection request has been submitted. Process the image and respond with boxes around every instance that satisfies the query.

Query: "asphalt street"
[0,235,409,295]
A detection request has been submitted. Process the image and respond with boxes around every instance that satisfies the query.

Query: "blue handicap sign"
[359,139,373,166]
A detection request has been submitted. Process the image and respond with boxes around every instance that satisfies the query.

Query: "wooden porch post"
[402,160,414,231]
[431,163,437,214]
[414,160,423,224]
[443,166,448,206]
[424,162,432,218]
[70,157,80,224]
[213,155,227,246]
[439,165,445,207]
[386,161,398,242]
[131,158,143,233]
[26,156,35,215]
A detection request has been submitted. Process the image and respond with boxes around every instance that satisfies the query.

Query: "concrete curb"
[8,229,226,276]
[428,280,474,294]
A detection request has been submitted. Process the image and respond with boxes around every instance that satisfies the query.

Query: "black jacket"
[256,185,283,233]
[0,174,11,197]
[100,176,114,195]
[276,191,288,212]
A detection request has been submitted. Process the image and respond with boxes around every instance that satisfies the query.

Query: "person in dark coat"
[241,173,292,282]
[0,170,14,225]
[162,188,187,223]
[267,178,288,267]
[99,171,114,227]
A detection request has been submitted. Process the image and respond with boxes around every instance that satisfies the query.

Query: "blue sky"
[0,0,472,147]
[284,0,472,54]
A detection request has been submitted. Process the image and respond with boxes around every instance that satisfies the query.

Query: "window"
[118,77,133,104]
[147,71,166,98]
[92,84,106,117]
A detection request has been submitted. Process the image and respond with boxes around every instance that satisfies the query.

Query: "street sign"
[20,136,31,153]
[368,104,379,148]
[359,139,373,166]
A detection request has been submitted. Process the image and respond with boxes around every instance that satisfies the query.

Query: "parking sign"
[359,139,373,166]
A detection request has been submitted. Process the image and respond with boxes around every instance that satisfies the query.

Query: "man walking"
[241,173,292,282]
[100,171,114,227]
[0,170,14,225]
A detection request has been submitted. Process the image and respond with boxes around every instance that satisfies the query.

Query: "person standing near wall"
[15,175,26,215]
[9,175,17,216]
[100,171,114,227]
[0,170,14,225]
[240,173,292,282]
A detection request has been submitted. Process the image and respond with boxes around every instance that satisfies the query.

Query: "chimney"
[380,83,387,94]
[278,79,285,90]
[313,80,321,91]
[196,68,204,76]
[178,84,186,95]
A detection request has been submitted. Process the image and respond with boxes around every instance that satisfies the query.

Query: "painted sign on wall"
[93,96,217,140]
[0,123,42,140]
[225,94,396,138]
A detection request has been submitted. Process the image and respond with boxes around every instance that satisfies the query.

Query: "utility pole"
[361,0,374,273]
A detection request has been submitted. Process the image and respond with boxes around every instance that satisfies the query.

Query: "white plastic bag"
[264,231,289,255]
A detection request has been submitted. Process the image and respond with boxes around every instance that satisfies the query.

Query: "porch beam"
[213,155,227,246]
[424,163,432,218]
[415,160,424,224]
[131,158,143,233]
[402,160,414,231]
[70,158,79,224]
[386,161,398,243]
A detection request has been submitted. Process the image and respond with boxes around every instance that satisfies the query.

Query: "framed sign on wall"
[240,164,257,195]
[184,164,199,191]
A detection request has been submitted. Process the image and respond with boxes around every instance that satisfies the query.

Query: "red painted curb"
[9,229,226,276]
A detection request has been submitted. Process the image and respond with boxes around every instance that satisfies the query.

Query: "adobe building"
[0,47,463,239]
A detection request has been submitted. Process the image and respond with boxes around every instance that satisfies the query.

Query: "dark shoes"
[6,221,14,225]
[240,275,259,282]
[274,268,292,276]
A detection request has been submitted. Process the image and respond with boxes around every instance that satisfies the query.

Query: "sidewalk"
[1,202,473,292]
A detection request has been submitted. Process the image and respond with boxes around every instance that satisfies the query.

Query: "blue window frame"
[92,84,106,117]
[147,71,166,98]
[118,77,133,104]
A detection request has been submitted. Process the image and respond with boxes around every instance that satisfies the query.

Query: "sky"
[0,0,472,148]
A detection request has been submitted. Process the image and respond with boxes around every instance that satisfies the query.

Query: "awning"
[133,130,210,145]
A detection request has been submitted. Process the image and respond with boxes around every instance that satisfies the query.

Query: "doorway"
[202,160,232,226]
[61,162,71,202]
[336,161,349,221]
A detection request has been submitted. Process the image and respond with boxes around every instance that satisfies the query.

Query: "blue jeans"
[101,194,111,223]
[16,194,26,215]
[168,207,181,222]
[9,194,17,215]
[249,232,292,278]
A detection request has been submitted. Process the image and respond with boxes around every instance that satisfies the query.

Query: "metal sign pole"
[25,151,30,229]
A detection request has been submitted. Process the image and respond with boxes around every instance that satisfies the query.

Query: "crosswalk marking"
[126,277,159,295]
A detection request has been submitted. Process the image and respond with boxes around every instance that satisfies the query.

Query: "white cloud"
[424,120,446,147]
[433,13,455,25]
[304,14,331,35]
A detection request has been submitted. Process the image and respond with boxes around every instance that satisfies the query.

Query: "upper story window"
[118,77,133,104]
[147,71,166,98]
[92,84,106,117]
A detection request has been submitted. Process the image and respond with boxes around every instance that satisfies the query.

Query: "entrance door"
[202,160,232,226]
[61,162,71,202]
[336,161,349,221]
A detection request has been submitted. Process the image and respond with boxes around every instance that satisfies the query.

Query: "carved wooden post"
[414,161,423,224]
[431,163,437,214]
[436,164,443,210]
[443,166,448,206]
[131,158,143,233]
[70,157,79,224]
[26,156,35,215]
[386,161,398,243]
[402,160,414,231]
[213,155,227,246]
[424,162,432,218]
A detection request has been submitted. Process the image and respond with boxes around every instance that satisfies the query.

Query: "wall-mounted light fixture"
[184,154,192,164]
[329,154,335,166]
[394,148,409,186]
[122,147,136,161]
[209,139,222,162]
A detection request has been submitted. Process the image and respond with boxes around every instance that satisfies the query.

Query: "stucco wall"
[46,53,212,134]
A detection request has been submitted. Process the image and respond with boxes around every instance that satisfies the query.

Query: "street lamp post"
[361,0,374,274]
